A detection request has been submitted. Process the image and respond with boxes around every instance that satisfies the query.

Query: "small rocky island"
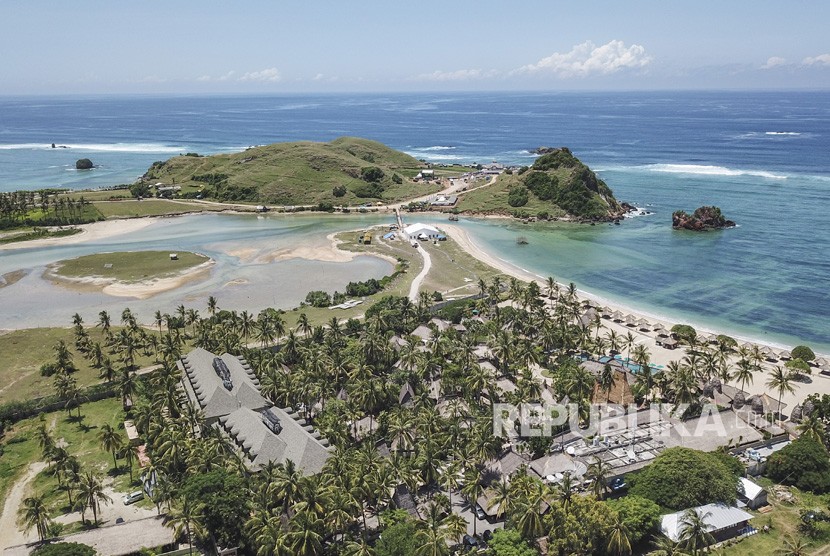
[75,158,94,170]
[672,205,735,231]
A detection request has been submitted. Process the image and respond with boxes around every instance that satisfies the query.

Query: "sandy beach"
[0,218,160,251]
[441,222,830,412]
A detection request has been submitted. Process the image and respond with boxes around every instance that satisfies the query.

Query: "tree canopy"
[766,436,830,493]
[607,495,662,546]
[629,447,740,509]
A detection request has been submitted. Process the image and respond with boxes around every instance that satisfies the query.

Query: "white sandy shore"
[0,218,159,251]
[441,222,829,412]
[45,259,214,300]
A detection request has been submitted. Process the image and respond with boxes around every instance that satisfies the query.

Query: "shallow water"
[0,213,392,328]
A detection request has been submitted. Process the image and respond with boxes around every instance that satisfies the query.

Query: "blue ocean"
[1,92,828,350]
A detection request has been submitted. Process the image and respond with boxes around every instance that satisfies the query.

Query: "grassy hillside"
[141,137,439,205]
[456,148,622,220]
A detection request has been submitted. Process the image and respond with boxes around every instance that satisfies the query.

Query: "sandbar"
[45,259,214,300]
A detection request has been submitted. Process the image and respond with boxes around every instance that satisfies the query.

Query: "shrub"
[360,166,385,182]
[316,201,335,212]
[792,345,816,362]
[332,185,347,197]
[391,173,403,184]
[304,290,332,308]
[507,186,529,207]
[33,542,95,556]
[129,183,151,199]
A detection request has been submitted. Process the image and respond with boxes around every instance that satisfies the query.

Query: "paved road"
[408,242,431,302]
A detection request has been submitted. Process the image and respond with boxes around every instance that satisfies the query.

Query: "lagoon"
[0,213,392,329]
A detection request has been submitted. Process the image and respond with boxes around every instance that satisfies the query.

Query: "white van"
[123,491,144,505]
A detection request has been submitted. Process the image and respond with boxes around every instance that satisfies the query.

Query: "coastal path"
[0,461,47,549]
[408,241,431,302]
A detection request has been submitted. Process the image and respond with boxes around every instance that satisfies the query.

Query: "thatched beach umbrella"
[778,349,792,360]
[733,391,746,409]
[625,314,637,327]
[611,311,624,322]
[636,318,651,331]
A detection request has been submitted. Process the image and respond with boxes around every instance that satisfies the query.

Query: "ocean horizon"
[1,91,828,351]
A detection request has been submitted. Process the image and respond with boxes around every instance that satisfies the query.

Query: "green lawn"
[719,478,830,555]
[93,199,213,218]
[52,251,209,283]
[419,236,498,296]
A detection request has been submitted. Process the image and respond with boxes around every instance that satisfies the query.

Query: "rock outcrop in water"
[672,206,735,231]
[75,158,94,170]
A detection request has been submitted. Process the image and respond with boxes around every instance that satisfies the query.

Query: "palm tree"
[797,414,826,444]
[678,508,714,555]
[648,534,689,556]
[164,497,206,555]
[77,472,112,526]
[734,358,755,394]
[587,457,611,500]
[607,514,632,556]
[776,535,810,556]
[20,496,53,542]
[98,424,125,471]
[766,366,795,423]
[459,467,483,537]
[207,295,217,316]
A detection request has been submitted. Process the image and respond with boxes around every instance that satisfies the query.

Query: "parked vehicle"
[123,491,144,505]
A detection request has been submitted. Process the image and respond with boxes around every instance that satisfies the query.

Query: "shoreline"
[0,218,160,251]
[440,221,826,358]
[2,209,823,357]
[44,259,215,300]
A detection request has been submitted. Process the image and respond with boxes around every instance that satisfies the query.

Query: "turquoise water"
[438,213,830,353]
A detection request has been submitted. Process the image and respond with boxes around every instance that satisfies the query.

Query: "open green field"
[0,327,159,404]
[720,478,830,555]
[93,199,214,219]
[455,172,568,218]
[52,250,209,283]
[0,397,141,531]
[419,234,498,296]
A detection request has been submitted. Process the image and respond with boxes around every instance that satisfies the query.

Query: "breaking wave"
[0,142,187,153]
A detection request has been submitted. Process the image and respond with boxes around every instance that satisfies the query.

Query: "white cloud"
[802,54,830,66]
[413,68,497,81]
[238,68,281,82]
[761,56,787,69]
[517,40,651,77]
[197,71,236,82]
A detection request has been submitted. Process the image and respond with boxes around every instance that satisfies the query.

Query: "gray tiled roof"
[219,406,332,474]
[178,347,267,419]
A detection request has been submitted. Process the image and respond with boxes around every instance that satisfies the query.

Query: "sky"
[1,1,829,94]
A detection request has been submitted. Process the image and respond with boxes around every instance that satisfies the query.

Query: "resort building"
[404,222,441,240]
[178,348,332,474]
[660,503,755,543]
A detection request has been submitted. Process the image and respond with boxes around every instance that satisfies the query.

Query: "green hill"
[456,148,623,220]
[140,137,435,205]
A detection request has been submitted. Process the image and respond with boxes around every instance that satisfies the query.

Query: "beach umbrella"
[611,311,624,322]
[778,349,792,360]
[625,314,637,326]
